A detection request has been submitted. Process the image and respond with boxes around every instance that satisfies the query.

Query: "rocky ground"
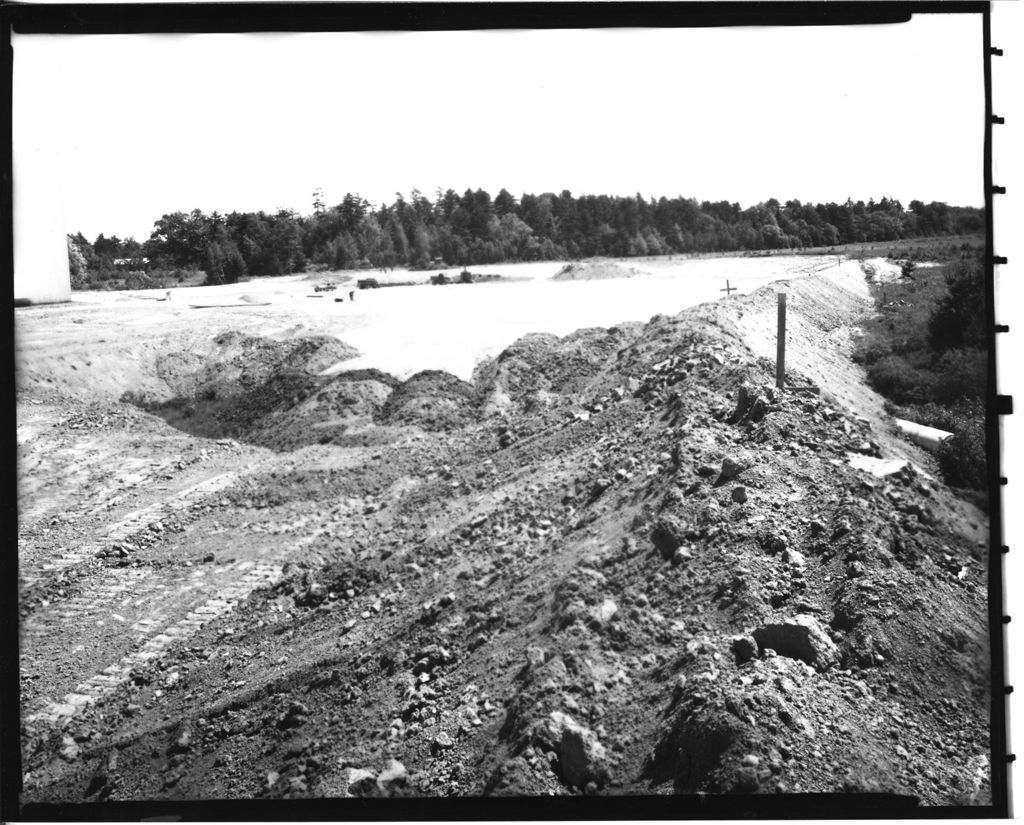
[16,263,995,814]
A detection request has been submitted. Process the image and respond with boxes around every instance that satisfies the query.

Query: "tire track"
[21,567,155,641]
[26,560,283,727]
[22,471,245,587]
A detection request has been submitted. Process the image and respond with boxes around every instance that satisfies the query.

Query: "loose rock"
[549,711,612,787]
[376,759,409,795]
[719,454,749,481]
[344,767,377,796]
[752,615,840,671]
[731,635,759,664]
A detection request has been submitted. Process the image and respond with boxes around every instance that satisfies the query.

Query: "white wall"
[13,34,71,305]
[14,140,72,305]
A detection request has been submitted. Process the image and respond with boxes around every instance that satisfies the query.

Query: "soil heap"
[17,267,992,810]
[551,261,643,281]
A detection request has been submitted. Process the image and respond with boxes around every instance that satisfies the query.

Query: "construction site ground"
[15,256,993,813]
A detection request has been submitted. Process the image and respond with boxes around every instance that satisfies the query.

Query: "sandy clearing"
[15,255,848,392]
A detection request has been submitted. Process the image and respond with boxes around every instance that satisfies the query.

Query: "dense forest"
[67,189,984,289]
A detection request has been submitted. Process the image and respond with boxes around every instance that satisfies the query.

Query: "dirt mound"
[118,332,363,448]
[245,369,402,450]
[551,260,643,281]
[18,263,993,810]
[319,369,401,421]
[148,331,357,403]
[473,325,645,415]
[378,370,479,431]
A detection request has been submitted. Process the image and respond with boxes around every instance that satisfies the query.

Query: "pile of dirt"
[162,331,359,395]
[378,371,479,431]
[18,268,993,810]
[551,261,643,281]
[472,325,645,416]
[119,332,361,446]
[309,369,400,421]
[246,369,403,450]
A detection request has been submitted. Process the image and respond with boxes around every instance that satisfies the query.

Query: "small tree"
[928,259,985,351]
[204,242,225,285]
[67,236,89,289]
[223,243,247,283]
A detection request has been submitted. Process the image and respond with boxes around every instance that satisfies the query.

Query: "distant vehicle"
[357,278,380,289]
[313,283,337,292]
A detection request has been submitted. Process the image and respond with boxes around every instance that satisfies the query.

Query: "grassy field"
[798,234,984,262]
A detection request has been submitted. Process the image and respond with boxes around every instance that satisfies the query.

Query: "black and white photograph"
[7,2,1016,818]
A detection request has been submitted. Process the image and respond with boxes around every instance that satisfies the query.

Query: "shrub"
[867,354,938,405]
[897,396,983,433]
[68,237,89,289]
[932,347,987,403]
[936,417,987,490]
[124,270,156,290]
[892,397,986,491]
[928,259,985,351]
[853,335,894,366]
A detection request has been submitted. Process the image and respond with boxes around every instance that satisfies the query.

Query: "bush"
[936,417,987,490]
[866,354,938,405]
[932,347,987,403]
[853,335,895,366]
[891,397,986,491]
[928,259,985,351]
[856,255,988,492]
[124,270,156,290]
[896,397,983,433]
[68,237,89,289]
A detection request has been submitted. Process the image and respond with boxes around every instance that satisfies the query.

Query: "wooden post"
[721,279,736,297]
[776,292,787,390]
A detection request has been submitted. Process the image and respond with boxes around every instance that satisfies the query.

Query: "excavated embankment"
[18,268,992,811]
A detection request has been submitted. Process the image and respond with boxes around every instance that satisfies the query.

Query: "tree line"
[67,189,984,288]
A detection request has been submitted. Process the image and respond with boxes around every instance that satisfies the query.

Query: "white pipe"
[895,418,954,450]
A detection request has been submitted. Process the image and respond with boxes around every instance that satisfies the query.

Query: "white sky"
[13,14,984,243]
